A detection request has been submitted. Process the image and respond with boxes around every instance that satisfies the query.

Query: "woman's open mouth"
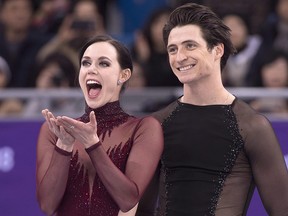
[87,80,102,98]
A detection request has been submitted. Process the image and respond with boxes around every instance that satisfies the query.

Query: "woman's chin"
[85,97,101,109]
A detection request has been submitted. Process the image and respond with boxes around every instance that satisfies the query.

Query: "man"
[0,0,49,87]
[137,3,288,216]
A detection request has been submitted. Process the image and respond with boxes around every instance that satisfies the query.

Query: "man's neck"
[182,82,233,105]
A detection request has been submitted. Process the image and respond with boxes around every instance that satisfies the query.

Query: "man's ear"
[214,43,224,58]
[119,68,132,84]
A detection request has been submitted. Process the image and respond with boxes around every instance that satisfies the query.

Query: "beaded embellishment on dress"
[81,101,130,141]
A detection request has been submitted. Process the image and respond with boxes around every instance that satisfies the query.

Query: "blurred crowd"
[0,0,288,117]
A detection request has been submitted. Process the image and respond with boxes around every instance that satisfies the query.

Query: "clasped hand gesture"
[42,109,100,151]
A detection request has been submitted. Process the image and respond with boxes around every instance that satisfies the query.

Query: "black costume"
[137,97,288,216]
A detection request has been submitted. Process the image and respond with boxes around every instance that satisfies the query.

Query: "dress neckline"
[81,101,130,140]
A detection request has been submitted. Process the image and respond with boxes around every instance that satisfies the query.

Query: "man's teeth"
[179,65,194,71]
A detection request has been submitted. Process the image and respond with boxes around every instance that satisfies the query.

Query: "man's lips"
[178,64,195,71]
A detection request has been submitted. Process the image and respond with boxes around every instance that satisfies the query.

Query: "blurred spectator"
[131,7,181,87]
[31,0,71,36]
[0,56,10,87]
[33,52,77,88]
[116,0,168,35]
[246,0,288,86]
[203,0,273,35]
[23,52,82,118]
[0,0,50,88]
[249,50,288,115]
[37,0,106,69]
[168,0,204,8]
[260,0,288,54]
[95,0,114,30]
[128,60,146,88]
[0,56,24,116]
[222,14,261,87]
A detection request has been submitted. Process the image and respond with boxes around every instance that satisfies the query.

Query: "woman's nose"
[87,65,98,75]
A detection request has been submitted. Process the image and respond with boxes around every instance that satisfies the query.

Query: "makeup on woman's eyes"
[81,59,91,66]
[80,55,113,67]
[99,60,111,67]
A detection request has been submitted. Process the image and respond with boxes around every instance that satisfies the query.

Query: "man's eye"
[168,47,177,54]
[187,43,195,49]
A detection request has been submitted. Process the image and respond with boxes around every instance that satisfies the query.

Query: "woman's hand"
[56,111,100,148]
[42,109,75,151]
[118,203,138,216]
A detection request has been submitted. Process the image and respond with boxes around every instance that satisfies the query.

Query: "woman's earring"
[117,80,122,85]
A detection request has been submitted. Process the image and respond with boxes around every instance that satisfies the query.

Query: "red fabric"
[36,101,163,216]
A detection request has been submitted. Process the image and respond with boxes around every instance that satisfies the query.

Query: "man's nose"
[176,49,188,62]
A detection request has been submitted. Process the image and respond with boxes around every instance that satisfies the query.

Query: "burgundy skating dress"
[37,101,163,216]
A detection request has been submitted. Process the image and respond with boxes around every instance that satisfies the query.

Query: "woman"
[36,35,163,216]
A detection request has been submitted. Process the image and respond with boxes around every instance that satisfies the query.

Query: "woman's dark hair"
[79,35,133,91]
[256,49,288,86]
[163,3,236,70]
[79,35,133,72]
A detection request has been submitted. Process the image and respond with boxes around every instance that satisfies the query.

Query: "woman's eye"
[81,60,90,66]
[99,61,110,67]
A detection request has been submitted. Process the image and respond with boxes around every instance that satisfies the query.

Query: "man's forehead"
[168,25,203,45]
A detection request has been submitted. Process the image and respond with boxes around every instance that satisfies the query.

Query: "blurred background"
[0,0,287,215]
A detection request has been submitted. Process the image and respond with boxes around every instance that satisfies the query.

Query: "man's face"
[166,24,221,85]
[0,0,33,31]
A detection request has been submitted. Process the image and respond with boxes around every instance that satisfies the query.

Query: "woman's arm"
[57,113,164,212]
[89,116,163,212]
[36,110,75,215]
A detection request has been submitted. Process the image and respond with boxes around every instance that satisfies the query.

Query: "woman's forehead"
[84,42,117,59]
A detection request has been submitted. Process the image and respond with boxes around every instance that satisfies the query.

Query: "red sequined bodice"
[57,101,134,216]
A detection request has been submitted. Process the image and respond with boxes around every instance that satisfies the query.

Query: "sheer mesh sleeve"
[136,163,161,216]
[235,100,288,215]
[136,102,178,216]
[136,99,288,216]
[36,122,72,215]
[87,116,164,212]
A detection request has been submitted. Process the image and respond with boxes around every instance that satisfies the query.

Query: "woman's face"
[262,57,288,87]
[277,0,288,22]
[79,41,127,109]
[223,15,248,49]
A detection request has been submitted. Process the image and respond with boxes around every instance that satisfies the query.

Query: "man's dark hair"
[163,3,236,70]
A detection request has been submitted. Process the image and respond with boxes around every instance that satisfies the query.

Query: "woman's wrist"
[85,141,102,154]
[56,140,73,153]
[55,145,72,156]
[84,136,100,149]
